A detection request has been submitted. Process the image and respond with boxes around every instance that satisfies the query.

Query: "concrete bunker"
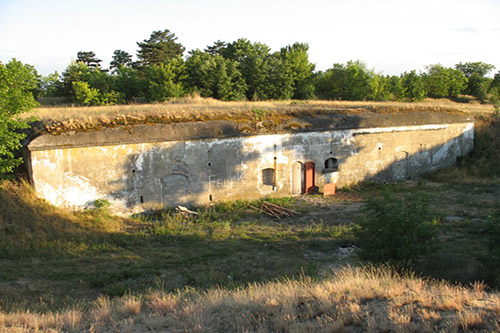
[24,108,475,215]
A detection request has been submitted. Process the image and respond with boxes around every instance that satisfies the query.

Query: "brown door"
[304,161,315,194]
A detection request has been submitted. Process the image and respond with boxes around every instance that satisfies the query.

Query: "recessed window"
[262,168,275,186]
[324,158,339,171]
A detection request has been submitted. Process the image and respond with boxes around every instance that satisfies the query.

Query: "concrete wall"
[27,122,474,214]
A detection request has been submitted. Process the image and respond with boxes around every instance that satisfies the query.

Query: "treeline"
[35,29,500,105]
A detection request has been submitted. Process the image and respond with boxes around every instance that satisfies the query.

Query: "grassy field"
[1,101,500,331]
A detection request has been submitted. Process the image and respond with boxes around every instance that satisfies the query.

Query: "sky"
[0,0,499,76]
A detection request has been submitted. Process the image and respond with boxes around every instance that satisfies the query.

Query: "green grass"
[0,181,357,312]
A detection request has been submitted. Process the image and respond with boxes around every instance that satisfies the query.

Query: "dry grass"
[2,265,500,332]
[23,97,494,134]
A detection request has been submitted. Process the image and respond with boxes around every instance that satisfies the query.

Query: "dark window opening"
[323,157,339,172]
[140,196,144,203]
[209,194,213,201]
[262,168,275,186]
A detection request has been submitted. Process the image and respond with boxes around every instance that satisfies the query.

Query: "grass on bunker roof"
[23,96,493,134]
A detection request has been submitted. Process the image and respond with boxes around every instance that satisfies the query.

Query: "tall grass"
[1,265,499,332]
[0,179,124,258]
[429,114,500,180]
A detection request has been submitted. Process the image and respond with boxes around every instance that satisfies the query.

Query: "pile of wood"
[249,201,300,219]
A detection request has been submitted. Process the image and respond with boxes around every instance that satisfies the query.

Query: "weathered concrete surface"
[26,115,474,215]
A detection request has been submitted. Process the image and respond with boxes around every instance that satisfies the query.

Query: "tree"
[387,75,404,100]
[72,81,100,106]
[279,43,316,99]
[315,61,373,100]
[76,51,103,70]
[112,65,146,102]
[455,62,495,100]
[136,29,185,68]
[423,64,467,98]
[36,71,61,98]
[0,59,38,174]
[222,38,272,100]
[204,40,227,56]
[60,61,92,98]
[145,57,185,102]
[184,50,246,100]
[72,80,124,106]
[110,50,133,73]
[401,70,426,101]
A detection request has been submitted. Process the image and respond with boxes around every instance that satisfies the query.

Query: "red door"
[304,162,315,194]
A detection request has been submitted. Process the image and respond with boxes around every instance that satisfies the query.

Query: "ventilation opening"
[323,157,339,172]
[262,168,275,186]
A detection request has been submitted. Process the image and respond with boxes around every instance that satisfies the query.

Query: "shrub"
[356,190,437,265]
[478,210,500,287]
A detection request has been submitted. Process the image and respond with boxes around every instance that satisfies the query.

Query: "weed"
[251,108,270,120]
[356,190,437,265]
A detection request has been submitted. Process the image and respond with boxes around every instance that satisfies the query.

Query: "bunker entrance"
[291,161,304,195]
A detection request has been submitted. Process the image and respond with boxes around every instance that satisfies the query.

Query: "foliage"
[479,210,500,287]
[23,28,500,105]
[278,43,316,99]
[110,49,133,73]
[184,50,246,100]
[222,38,272,100]
[112,65,146,102]
[76,51,103,70]
[72,81,124,106]
[72,81,100,105]
[0,59,38,174]
[455,62,495,100]
[386,75,405,100]
[356,190,437,265]
[60,61,91,98]
[145,57,186,102]
[455,116,500,177]
[35,71,61,98]
[136,29,185,68]
[368,75,393,101]
[423,64,467,98]
[401,70,426,101]
[204,40,227,56]
[315,60,374,100]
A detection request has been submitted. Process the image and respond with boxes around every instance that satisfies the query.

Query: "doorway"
[291,161,303,194]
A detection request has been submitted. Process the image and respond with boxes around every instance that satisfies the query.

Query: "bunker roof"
[26,99,475,151]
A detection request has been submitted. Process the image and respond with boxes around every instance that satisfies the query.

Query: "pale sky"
[0,0,499,76]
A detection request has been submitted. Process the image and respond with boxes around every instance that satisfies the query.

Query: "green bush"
[356,190,437,265]
[479,210,500,287]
